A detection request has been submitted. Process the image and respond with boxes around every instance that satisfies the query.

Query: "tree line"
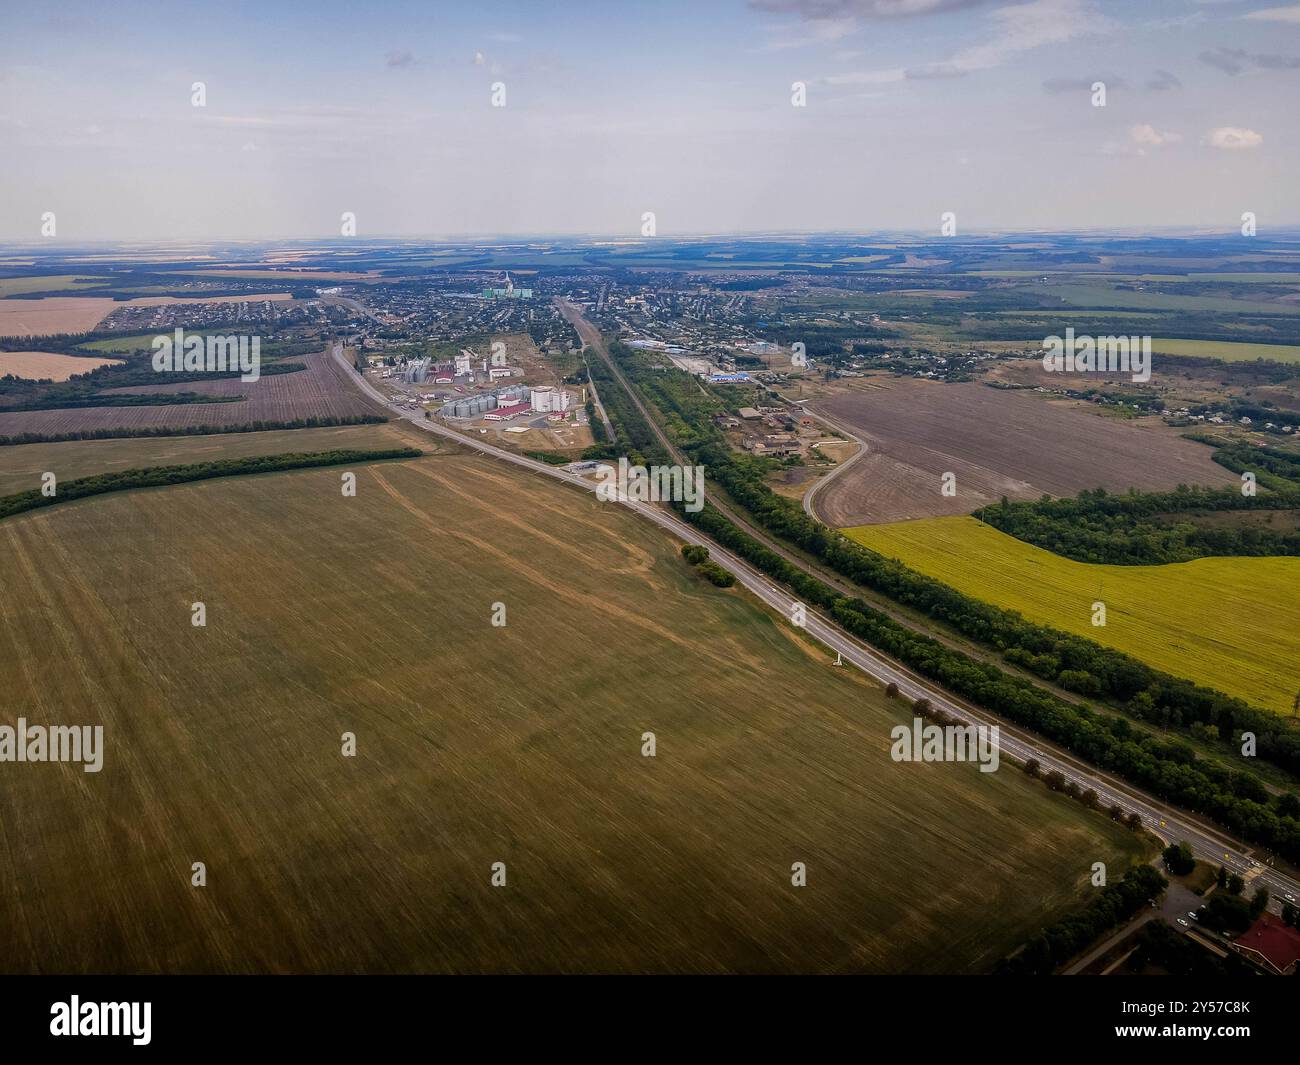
[994,866,1167,975]
[0,447,421,523]
[0,414,388,447]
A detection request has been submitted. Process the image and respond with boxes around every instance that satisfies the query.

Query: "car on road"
[1188,911,1199,921]
[1285,894,1297,903]
[1177,918,1189,927]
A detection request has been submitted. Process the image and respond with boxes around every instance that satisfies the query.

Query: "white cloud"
[825,67,906,85]
[758,16,860,50]
[750,0,993,16]
[1204,126,1264,149]
[1130,123,1181,146]
[825,0,1110,84]
[937,0,1111,75]
[1245,4,1300,23]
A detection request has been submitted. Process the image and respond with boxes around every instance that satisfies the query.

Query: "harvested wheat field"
[0,293,295,338]
[0,351,380,436]
[0,351,123,381]
[809,379,1237,526]
[0,297,121,337]
[0,452,1148,974]
[0,421,419,497]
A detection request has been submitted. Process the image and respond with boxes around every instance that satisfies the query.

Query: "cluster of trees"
[0,447,421,522]
[1199,893,1256,935]
[585,400,606,444]
[1162,842,1196,876]
[680,543,733,586]
[1209,439,1300,488]
[578,346,667,467]
[523,450,568,466]
[968,312,1300,350]
[1128,920,1255,976]
[1223,399,1300,426]
[0,414,388,447]
[749,324,857,360]
[994,866,1167,975]
[698,562,735,587]
[681,544,710,564]
[975,485,1300,565]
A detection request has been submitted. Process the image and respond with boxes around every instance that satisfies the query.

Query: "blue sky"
[1,0,1298,238]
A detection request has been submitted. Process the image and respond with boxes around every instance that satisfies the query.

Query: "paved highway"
[330,340,1300,908]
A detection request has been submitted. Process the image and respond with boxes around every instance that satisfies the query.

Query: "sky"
[1,0,1298,240]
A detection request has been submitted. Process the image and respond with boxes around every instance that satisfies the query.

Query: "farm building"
[1232,914,1300,975]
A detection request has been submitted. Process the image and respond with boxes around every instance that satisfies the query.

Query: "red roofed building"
[1232,913,1300,975]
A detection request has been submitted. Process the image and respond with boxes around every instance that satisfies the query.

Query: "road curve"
[799,405,870,523]
[329,340,1300,907]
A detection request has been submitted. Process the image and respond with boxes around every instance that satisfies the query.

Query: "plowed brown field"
[0,351,380,436]
[810,379,1238,526]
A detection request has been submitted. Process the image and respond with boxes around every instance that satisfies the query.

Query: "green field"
[80,333,172,353]
[1017,282,1300,315]
[0,422,416,497]
[0,452,1148,973]
[845,516,1300,716]
[1148,337,1300,363]
[0,275,108,297]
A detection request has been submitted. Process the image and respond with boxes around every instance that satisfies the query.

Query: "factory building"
[402,357,431,385]
[441,384,527,420]
[529,385,571,413]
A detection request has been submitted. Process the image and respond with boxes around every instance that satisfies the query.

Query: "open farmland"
[1148,338,1300,364]
[0,276,109,297]
[0,351,123,381]
[0,297,121,337]
[0,421,417,498]
[0,292,296,338]
[844,515,1300,716]
[809,379,1238,526]
[0,453,1147,974]
[0,351,380,435]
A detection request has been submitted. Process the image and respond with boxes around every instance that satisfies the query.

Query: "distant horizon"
[4,0,1298,240]
[6,224,1300,249]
